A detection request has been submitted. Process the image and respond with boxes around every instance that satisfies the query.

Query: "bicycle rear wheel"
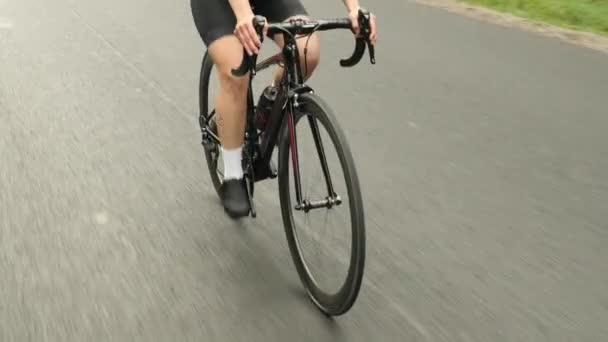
[199,52,224,196]
[278,93,365,316]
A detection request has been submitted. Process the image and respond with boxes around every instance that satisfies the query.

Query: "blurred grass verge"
[459,0,608,36]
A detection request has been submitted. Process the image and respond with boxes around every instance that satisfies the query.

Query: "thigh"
[190,0,237,47]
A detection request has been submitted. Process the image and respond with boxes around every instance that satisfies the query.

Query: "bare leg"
[208,35,250,150]
[208,35,251,218]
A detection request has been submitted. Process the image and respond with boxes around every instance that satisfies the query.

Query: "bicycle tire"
[199,52,223,197]
[277,93,366,316]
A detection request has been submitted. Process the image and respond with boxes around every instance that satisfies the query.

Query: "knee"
[218,67,249,96]
[208,36,250,96]
[299,34,320,77]
[303,46,320,71]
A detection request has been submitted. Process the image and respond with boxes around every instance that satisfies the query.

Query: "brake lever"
[231,15,267,77]
[367,40,375,64]
[359,8,376,65]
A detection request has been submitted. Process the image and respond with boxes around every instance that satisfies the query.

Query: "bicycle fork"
[289,99,342,213]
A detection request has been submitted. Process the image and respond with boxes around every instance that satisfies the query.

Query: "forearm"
[228,0,253,19]
[342,0,360,12]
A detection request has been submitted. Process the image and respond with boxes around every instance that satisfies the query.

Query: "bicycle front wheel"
[278,93,365,316]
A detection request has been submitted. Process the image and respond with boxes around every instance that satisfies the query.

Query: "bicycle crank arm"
[245,177,256,218]
[295,195,342,212]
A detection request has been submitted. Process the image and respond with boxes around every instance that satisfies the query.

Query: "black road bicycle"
[197,9,375,316]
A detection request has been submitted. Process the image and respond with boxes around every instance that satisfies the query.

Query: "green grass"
[460,0,608,36]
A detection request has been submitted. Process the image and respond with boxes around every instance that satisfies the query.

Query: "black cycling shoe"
[220,178,250,218]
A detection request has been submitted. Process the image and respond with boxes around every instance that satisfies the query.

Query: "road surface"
[1,0,608,341]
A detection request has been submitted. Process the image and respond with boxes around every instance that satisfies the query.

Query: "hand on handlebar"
[340,8,376,66]
[231,10,376,77]
[348,7,377,45]
[234,13,267,56]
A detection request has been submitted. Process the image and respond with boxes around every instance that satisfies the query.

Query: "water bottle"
[255,86,278,132]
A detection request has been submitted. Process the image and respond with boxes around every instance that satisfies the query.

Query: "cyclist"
[190,0,377,218]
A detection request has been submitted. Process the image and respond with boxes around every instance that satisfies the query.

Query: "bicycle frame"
[245,31,338,210]
[198,10,373,314]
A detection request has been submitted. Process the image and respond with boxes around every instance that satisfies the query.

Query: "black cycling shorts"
[191,0,308,47]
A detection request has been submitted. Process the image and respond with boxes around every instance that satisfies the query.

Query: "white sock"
[222,146,243,180]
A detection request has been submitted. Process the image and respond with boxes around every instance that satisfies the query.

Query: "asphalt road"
[2,0,608,341]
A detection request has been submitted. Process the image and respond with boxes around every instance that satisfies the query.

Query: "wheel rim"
[200,54,225,191]
[285,111,355,298]
[206,116,224,182]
